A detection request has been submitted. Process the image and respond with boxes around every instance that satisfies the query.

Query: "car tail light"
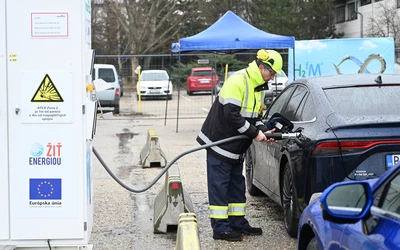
[115,88,120,97]
[312,140,400,156]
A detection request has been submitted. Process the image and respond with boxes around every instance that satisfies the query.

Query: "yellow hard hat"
[256,49,283,74]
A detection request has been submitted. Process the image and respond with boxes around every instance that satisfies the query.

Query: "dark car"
[245,74,400,237]
[298,162,400,250]
[186,67,219,95]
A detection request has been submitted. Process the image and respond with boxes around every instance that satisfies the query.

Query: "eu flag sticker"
[29,178,62,200]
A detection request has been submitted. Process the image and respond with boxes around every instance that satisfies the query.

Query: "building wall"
[335,0,400,38]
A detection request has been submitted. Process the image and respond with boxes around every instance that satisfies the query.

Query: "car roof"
[141,70,168,73]
[94,64,116,69]
[294,74,400,90]
[287,74,400,128]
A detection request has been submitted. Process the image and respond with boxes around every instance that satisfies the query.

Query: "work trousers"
[206,150,250,233]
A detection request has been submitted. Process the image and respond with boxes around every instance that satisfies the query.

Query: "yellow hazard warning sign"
[31,74,64,102]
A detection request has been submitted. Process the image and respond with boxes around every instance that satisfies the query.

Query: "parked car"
[298,162,400,250]
[93,64,121,114]
[264,70,289,107]
[186,67,219,95]
[137,70,173,100]
[245,74,400,237]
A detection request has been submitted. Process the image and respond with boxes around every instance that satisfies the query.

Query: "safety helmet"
[256,49,283,74]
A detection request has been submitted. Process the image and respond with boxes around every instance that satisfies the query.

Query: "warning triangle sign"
[31,74,64,102]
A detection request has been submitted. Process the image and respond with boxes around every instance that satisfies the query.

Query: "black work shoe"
[238,226,263,235]
[213,231,244,241]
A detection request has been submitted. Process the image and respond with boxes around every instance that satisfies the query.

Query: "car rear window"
[98,68,115,82]
[141,72,169,81]
[324,85,400,116]
[192,70,217,76]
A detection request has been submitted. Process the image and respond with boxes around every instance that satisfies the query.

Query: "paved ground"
[90,92,297,250]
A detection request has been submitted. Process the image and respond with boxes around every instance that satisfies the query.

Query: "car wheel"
[306,237,318,250]
[282,162,299,237]
[245,148,263,196]
[187,89,193,96]
[113,104,120,114]
[167,95,172,100]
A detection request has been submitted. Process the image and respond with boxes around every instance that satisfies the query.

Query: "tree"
[366,3,400,47]
[246,0,342,40]
[95,0,199,80]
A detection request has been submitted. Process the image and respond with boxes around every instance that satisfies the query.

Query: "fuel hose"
[92,134,247,193]
[93,132,299,193]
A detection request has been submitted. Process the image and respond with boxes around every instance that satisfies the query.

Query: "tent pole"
[293,46,296,81]
[164,54,169,126]
[176,51,181,133]
[212,53,217,105]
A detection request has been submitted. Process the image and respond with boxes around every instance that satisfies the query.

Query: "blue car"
[298,162,400,250]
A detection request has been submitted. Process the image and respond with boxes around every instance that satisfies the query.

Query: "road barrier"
[153,164,194,233]
[140,128,167,168]
[175,213,201,250]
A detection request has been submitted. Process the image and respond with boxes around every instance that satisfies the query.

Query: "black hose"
[92,134,248,193]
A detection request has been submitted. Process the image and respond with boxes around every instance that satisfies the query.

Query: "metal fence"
[94,52,290,121]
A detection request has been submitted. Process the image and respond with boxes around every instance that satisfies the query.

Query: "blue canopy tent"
[170,10,295,131]
[172,10,295,52]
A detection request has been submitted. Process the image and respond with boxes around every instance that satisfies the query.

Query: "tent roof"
[174,10,295,53]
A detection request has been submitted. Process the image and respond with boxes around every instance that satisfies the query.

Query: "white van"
[92,64,121,114]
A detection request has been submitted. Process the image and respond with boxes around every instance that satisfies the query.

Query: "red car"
[186,67,219,95]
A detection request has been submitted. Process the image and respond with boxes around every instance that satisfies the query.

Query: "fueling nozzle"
[265,132,301,140]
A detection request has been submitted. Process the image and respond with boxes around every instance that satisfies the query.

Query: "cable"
[47,239,52,250]
[93,135,248,193]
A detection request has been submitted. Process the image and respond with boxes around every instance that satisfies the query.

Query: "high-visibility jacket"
[196,60,269,163]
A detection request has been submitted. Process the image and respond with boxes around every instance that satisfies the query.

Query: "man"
[196,49,283,241]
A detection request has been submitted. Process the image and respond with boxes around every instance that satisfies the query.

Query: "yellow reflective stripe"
[211,214,229,219]
[210,205,228,219]
[228,203,246,216]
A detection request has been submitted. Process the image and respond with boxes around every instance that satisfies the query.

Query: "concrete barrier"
[175,213,201,250]
[139,128,167,168]
[153,164,194,233]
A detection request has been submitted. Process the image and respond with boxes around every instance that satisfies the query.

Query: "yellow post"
[224,64,229,81]
[136,66,142,112]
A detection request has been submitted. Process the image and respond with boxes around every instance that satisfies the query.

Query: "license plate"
[199,80,210,83]
[386,154,400,168]
[149,90,160,94]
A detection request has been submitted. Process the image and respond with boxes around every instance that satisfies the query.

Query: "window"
[141,72,169,81]
[360,0,371,6]
[335,6,345,23]
[295,94,316,121]
[324,85,400,117]
[282,86,308,121]
[264,86,295,120]
[398,0,400,8]
[374,171,400,215]
[98,68,115,83]
[347,2,357,20]
[193,70,217,76]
